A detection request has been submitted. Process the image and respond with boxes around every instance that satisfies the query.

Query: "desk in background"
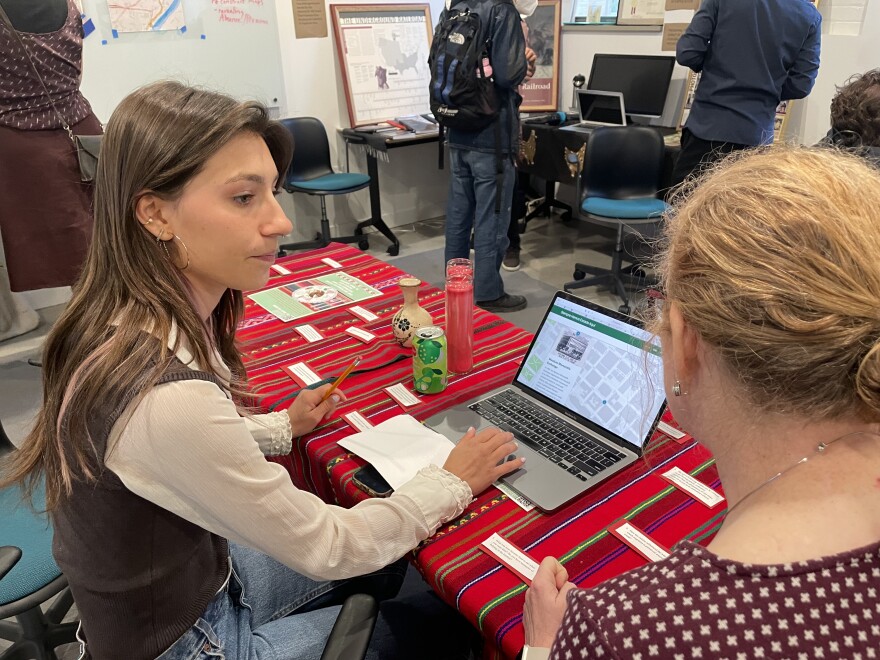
[340,129,441,257]
[519,123,680,225]
[239,244,722,659]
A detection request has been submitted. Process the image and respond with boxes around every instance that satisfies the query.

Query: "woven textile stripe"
[238,244,723,659]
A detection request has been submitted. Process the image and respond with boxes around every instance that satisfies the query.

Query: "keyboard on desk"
[469,390,626,482]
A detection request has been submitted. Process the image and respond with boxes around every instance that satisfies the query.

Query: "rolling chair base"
[0,586,78,660]
[564,262,656,315]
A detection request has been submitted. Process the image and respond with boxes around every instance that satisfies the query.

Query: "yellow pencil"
[320,356,361,403]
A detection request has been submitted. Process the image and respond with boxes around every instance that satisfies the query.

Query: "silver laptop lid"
[512,291,665,452]
[576,89,627,127]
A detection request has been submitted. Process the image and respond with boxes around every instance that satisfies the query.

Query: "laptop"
[561,89,627,135]
[425,292,666,511]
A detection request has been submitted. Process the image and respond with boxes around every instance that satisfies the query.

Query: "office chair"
[0,420,79,660]
[564,125,668,314]
[278,117,372,254]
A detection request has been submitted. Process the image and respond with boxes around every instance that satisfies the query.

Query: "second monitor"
[587,54,676,119]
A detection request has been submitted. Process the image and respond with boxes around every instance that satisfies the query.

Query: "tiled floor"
[0,210,651,656]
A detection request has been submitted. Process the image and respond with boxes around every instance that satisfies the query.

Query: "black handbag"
[0,5,102,182]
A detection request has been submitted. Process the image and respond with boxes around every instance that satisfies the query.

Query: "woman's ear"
[668,302,701,385]
[134,193,173,240]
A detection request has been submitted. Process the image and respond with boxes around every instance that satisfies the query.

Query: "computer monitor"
[587,54,676,118]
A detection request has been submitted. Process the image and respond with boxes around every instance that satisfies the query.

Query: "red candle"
[445,259,474,374]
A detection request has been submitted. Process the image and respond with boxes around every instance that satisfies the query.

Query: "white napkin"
[338,414,455,490]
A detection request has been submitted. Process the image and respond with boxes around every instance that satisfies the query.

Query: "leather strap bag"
[0,5,102,182]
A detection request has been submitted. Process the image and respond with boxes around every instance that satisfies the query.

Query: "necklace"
[723,430,880,520]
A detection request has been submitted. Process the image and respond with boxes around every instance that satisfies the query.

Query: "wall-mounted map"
[107,0,186,33]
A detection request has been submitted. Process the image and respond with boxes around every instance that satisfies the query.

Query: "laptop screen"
[514,294,665,448]
[577,90,626,127]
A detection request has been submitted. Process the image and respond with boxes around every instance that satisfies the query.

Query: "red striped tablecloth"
[239,243,723,660]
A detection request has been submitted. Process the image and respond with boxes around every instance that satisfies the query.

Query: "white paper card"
[386,383,420,407]
[494,481,535,512]
[322,257,343,269]
[657,420,686,439]
[286,362,321,386]
[662,466,725,508]
[271,263,292,275]
[346,326,376,343]
[349,305,379,322]
[343,411,374,432]
[480,533,539,582]
[295,324,324,343]
[337,414,455,489]
[613,523,669,562]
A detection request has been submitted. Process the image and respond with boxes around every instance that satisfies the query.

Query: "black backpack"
[428,0,500,131]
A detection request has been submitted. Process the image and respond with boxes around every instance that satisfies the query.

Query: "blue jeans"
[155,543,408,660]
[445,147,516,302]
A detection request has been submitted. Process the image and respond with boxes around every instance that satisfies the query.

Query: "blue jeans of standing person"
[445,147,516,302]
[151,542,408,660]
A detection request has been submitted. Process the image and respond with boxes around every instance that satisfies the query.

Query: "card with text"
[346,326,376,343]
[342,411,374,432]
[270,263,292,275]
[608,521,670,563]
[657,420,692,445]
[385,383,420,408]
[281,362,322,387]
[294,324,324,343]
[479,533,540,585]
[494,481,535,512]
[660,466,725,508]
[349,305,379,322]
[322,257,343,269]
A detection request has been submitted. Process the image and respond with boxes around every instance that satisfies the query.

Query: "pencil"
[320,356,361,403]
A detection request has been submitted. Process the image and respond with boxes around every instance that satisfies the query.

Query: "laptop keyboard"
[470,390,626,482]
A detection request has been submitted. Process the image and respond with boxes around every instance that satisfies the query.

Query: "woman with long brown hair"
[0,80,523,659]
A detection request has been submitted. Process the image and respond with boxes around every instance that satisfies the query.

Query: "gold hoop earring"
[174,235,190,271]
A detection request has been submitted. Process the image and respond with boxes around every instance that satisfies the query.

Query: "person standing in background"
[669,0,821,188]
[442,0,528,313]
[0,0,102,340]
[823,69,880,167]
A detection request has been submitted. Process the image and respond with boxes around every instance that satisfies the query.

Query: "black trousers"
[506,173,527,251]
[670,128,752,191]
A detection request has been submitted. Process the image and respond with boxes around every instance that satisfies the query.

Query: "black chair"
[0,420,79,660]
[564,125,669,314]
[278,117,372,254]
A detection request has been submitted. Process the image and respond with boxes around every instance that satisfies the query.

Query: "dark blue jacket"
[444,0,527,154]
[677,0,821,146]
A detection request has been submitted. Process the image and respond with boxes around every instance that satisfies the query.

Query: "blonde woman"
[0,81,522,660]
[522,147,880,658]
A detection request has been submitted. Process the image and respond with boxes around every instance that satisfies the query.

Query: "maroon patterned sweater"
[550,539,880,659]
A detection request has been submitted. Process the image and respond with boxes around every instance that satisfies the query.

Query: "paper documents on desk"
[338,414,454,490]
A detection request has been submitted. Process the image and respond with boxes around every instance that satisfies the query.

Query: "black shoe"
[477,293,527,313]
[501,249,521,272]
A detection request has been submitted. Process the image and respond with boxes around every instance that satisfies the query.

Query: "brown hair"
[0,81,292,510]
[830,69,880,148]
[655,146,880,422]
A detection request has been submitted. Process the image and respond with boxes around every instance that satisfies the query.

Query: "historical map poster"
[331,4,433,126]
[106,0,186,33]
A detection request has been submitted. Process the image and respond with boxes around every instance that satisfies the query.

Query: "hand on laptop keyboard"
[442,427,524,496]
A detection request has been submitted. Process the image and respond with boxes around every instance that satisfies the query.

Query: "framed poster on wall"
[617,0,664,25]
[521,0,562,112]
[330,4,433,126]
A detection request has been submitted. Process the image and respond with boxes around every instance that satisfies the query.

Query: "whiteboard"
[78,0,286,122]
